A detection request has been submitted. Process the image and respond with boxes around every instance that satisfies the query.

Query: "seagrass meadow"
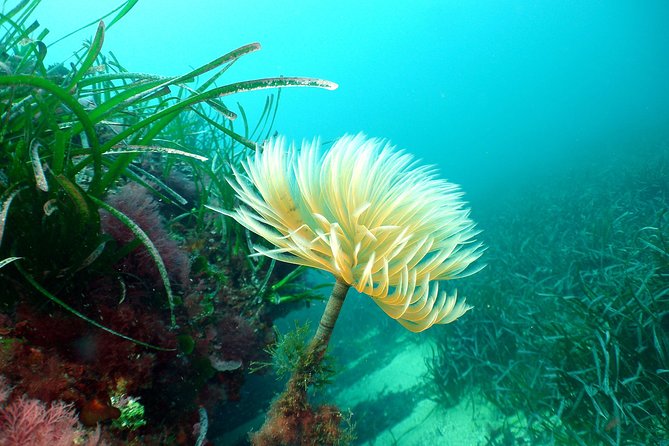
[422,147,669,445]
[2,1,669,446]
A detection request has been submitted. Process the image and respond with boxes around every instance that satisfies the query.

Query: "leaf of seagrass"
[106,0,140,29]
[48,0,136,47]
[206,98,237,121]
[0,186,25,249]
[98,76,338,152]
[248,92,279,142]
[67,20,105,90]
[105,145,207,161]
[97,153,137,194]
[72,77,170,131]
[2,0,32,22]
[0,257,22,269]
[51,174,94,228]
[0,74,100,158]
[191,107,257,150]
[22,19,39,35]
[124,163,188,206]
[51,130,67,174]
[113,43,262,110]
[0,0,40,49]
[263,89,282,141]
[29,140,48,191]
[93,144,208,195]
[237,102,250,138]
[173,42,262,85]
[90,196,177,328]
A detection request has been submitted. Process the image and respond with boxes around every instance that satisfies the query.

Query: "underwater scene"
[1,0,668,445]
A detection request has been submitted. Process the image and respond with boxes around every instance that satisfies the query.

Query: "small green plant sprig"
[254,322,337,390]
[110,394,147,431]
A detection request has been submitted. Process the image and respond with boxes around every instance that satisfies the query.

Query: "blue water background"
[35,0,669,205]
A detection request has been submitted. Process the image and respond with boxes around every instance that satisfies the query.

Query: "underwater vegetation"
[426,148,669,445]
[216,134,484,445]
[0,376,104,446]
[10,1,665,444]
[0,0,336,443]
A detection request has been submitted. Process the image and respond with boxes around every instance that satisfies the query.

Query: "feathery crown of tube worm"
[215,133,484,332]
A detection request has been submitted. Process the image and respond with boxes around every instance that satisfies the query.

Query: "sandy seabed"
[328,329,506,446]
[217,293,522,446]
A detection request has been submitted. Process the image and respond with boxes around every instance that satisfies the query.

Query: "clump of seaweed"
[257,322,336,390]
[100,182,191,291]
[0,375,105,446]
[250,323,352,446]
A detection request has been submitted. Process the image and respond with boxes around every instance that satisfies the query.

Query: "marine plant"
[0,0,338,441]
[426,148,669,445]
[258,322,336,389]
[0,375,104,446]
[214,133,484,444]
[0,1,335,328]
[110,394,146,431]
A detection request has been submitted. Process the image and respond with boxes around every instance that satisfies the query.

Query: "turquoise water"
[31,2,669,444]
[36,1,669,197]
